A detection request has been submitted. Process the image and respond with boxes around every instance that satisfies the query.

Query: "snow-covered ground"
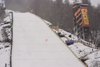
[0,42,11,67]
[0,10,12,67]
[0,11,100,67]
[12,12,84,67]
[45,16,100,67]
[85,50,100,67]
[51,27,100,67]
[59,29,78,41]
[69,43,97,58]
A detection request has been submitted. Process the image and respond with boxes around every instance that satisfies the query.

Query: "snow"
[0,12,12,41]
[0,27,4,41]
[85,59,100,67]
[69,43,97,58]
[0,9,12,67]
[44,20,52,26]
[61,37,68,42]
[0,10,100,67]
[5,28,12,40]
[12,12,85,67]
[79,39,95,48]
[85,50,100,67]
[87,50,100,59]
[53,29,59,33]
[0,42,11,67]
[59,29,78,41]
[57,28,100,67]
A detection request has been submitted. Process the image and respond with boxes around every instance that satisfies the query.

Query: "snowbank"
[0,42,11,67]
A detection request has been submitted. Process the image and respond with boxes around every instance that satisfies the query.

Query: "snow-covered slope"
[0,11,100,67]
[53,27,100,67]
[12,12,85,67]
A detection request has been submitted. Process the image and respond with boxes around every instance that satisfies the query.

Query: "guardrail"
[9,12,13,67]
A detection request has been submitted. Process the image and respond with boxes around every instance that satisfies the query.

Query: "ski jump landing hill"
[12,12,85,67]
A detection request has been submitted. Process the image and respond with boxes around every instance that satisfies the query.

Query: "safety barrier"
[9,12,13,67]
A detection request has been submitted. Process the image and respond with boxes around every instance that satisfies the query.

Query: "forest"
[5,0,100,44]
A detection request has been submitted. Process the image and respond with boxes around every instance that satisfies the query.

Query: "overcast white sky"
[69,0,100,7]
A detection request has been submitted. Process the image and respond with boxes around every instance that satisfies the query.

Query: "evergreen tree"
[81,0,91,4]
[55,0,63,27]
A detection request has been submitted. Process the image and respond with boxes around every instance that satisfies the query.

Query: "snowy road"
[12,12,85,67]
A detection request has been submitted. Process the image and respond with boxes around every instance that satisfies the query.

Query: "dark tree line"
[29,0,74,31]
[5,0,74,31]
[5,0,100,44]
[5,0,100,31]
